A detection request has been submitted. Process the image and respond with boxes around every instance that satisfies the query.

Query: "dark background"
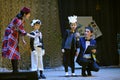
[58,0,119,66]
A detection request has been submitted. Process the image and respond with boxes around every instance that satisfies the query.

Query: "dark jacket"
[76,37,96,64]
[30,31,44,51]
[62,29,77,50]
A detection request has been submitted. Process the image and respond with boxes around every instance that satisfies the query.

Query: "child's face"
[70,23,77,30]
[33,24,41,30]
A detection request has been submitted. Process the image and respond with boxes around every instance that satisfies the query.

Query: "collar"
[34,30,39,33]
[85,38,91,41]
[70,30,75,33]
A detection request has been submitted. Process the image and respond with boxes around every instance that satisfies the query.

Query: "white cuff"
[42,49,45,56]
[62,49,65,53]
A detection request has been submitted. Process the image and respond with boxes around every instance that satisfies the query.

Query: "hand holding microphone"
[75,32,80,41]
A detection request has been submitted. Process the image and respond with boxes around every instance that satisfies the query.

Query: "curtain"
[58,0,119,66]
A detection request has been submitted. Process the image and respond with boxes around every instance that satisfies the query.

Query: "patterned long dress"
[2,17,27,60]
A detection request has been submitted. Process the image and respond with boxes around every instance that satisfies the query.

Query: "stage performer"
[76,26,99,77]
[29,19,46,79]
[61,15,80,76]
[1,7,34,72]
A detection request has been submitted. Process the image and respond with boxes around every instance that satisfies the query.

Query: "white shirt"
[83,41,91,59]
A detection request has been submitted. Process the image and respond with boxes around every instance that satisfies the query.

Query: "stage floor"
[0,67,120,80]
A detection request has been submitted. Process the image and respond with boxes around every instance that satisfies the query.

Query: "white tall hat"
[68,15,77,23]
[31,19,41,27]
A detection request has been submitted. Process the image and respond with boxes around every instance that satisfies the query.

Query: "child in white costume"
[30,19,46,79]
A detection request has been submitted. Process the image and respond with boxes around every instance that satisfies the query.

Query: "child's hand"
[61,49,65,53]
[42,49,45,56]
[32,50,37,55]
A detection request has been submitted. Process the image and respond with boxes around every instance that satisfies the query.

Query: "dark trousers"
[81,59,99,75]
[63,49,75,73]
[81,60,92,75]
[11,59,18,72]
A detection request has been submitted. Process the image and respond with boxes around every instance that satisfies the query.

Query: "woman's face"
[70,23,77,30]
[24,13,30,20]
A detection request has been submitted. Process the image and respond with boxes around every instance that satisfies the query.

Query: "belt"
[37,45,42,48]
[83,54,91,59]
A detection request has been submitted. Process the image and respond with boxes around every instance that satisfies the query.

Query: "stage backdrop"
[0,0,62,70]
[77,16,102,39]
[58,0,119,66]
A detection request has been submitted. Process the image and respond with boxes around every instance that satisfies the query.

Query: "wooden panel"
[0,0,62,69]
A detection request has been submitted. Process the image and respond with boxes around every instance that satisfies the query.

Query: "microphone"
[75,32,80,41]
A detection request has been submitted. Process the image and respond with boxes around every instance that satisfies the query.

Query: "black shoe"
[12,70,18,73]
[82,73,87,77]
[87,72,92,76]
[87,69,92,76]
[40,74,46,79]
[82,68,87,77]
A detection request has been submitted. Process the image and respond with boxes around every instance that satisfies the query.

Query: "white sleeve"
[27,33,36,38]
[39,32,42,39]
